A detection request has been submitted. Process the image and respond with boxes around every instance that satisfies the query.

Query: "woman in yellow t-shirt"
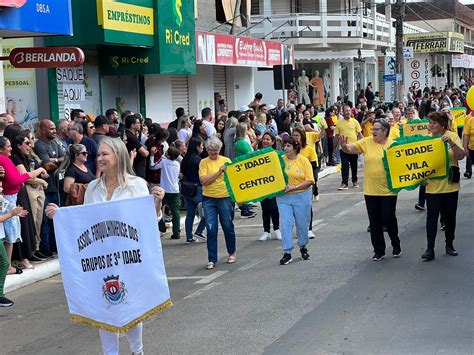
[199,137,235,270]
[292,127,318,239]
[387,112,400,139]
[421,111,465,261]
[277,137,314,265]
[339,118,401,261]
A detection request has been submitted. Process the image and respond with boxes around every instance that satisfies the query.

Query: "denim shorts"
[2,194,21,243]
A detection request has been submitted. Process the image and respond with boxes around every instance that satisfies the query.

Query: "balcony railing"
[249,13,425,46]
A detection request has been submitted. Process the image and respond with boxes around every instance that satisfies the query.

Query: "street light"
[261,20,291,39]
[235,17,272,37]
[281,26,312,42]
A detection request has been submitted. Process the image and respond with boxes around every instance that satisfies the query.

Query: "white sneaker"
[308,230,315,239]
[274,229,282,240]
[259,232,270,241]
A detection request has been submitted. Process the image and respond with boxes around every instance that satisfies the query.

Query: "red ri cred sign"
[7,47,85,69]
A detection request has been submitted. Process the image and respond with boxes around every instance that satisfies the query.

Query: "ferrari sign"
[1,47,85,68]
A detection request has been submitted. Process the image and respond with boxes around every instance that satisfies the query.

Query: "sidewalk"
[5,166,337,294]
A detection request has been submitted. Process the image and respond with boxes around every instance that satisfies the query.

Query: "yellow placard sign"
[224,148,287,204]
[400,119,429,137]
[102,1,154,35]
[452,107,467,128]
[383,135,449,193]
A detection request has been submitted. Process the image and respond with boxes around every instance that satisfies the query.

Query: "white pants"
[99,323,143,355]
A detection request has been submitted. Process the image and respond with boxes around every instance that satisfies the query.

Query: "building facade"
[0,0,73,127]
[248,0,426,105]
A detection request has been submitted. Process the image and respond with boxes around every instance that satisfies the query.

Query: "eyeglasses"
[79,152,88,156]
[68,128,77,132]
[88,126,95,129]
[23,141,32,146]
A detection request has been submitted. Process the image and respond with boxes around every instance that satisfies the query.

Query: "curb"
[5,166,338,294]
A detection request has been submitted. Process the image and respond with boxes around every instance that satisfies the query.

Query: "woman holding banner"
[422,112,465,261]
[199,137,236,270]
[46,138,165,355]
[278,137,314,265]
[339,118,402,261]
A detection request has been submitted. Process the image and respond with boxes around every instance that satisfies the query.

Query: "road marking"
[168,276,204,281]
[238,259,264,271]
[312,219,324,227]
[313,223,328,231]
[234,223,266,229]
[334,210,350,218]
[183,282,221,300]
[194,270,228,284]
[355,200,365,207]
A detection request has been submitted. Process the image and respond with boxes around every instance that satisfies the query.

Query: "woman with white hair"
[46,137,165,355]
[199,137,236,270]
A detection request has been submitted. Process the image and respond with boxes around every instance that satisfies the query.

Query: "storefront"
[451,54,474,86]
[0,0,73,123]
[195,31,294,115]
[403,32,464,93]
[45,0,195,123]
[291,49,378,107]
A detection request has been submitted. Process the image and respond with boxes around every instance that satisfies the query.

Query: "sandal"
[227,254,237,264]
[7,267,23,275]
[206,262,215,270]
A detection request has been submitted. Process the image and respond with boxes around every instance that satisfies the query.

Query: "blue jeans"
[40,191,60,253]
[182,186,206,241]
[277,188,312,253]
[202,196,236,263]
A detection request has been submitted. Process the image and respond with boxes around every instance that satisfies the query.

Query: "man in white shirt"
[201,107,216,138]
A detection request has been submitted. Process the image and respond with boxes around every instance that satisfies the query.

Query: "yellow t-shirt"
[332,114,339,126]
[450,117,458,132]
[463,116,474,150]
[353,137,395,196]
[300,144,317,163]
[389,125,400,139]
[362,121,373,138]
[199,156,232,198]
[282,154,314,194]
[426,131,462,194]
[336,118,362,144]
[306,131,320,146]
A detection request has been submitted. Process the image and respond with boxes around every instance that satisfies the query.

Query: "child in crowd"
[150,146,181,239]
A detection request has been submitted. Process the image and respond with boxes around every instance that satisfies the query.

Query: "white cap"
[240,105,250,112]
[267,104,276,110]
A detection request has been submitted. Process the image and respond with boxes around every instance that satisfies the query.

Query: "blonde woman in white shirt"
[46,137,164,355]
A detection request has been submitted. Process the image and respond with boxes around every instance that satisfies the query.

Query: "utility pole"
[394,0,405,102]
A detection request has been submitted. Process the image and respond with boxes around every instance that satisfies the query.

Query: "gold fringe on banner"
[70,299,173,333]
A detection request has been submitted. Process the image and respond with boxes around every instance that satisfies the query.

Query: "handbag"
[448,166,460,183]
[180,180,198,197]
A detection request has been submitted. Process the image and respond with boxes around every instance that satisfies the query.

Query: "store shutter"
[171,75,189,115]
[213,66,227,103]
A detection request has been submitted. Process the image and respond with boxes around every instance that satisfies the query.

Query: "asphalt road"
[1,169,473,355]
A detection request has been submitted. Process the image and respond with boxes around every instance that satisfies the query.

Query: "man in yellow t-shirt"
[335,105,363,189]
[361,110,375,138]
